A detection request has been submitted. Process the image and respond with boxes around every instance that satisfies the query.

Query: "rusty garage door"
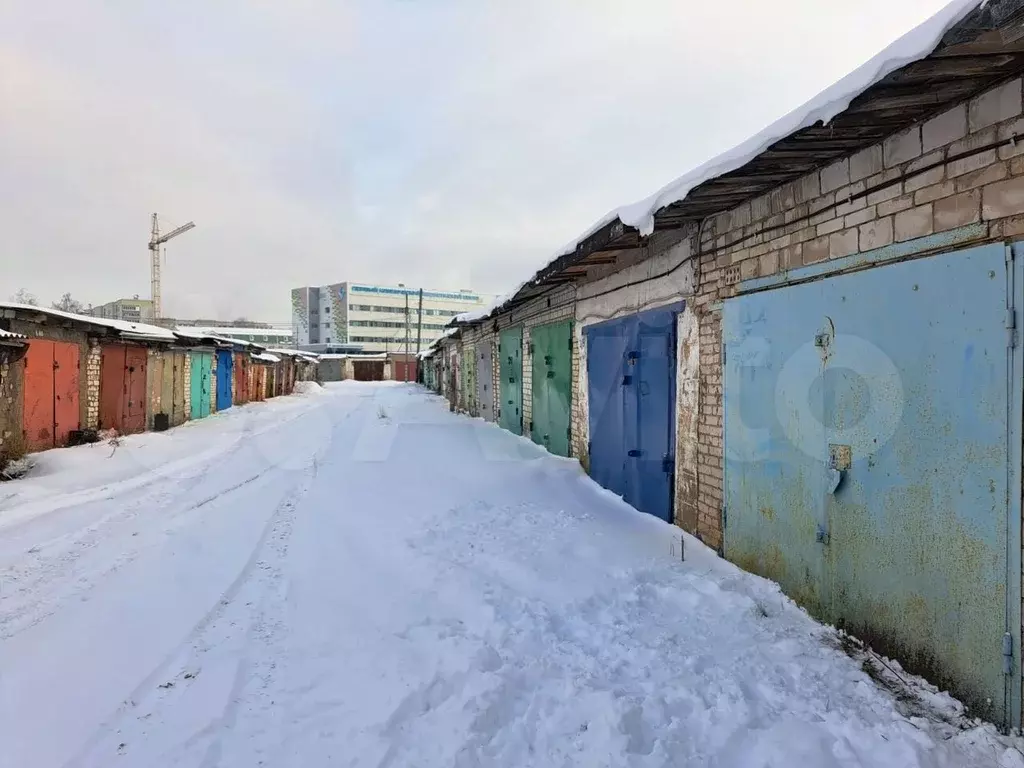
[353,360,384,381]
[100,345,148,435]
[723,241,1022,727]
[23,339,80,451]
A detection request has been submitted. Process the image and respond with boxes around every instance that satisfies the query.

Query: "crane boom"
[149,213,196,320]
[151,221,195,247]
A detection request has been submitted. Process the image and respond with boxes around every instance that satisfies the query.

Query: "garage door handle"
[628,449,643,457]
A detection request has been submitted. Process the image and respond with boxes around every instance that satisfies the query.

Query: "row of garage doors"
[24,344,258,452]
[471,307,683,525]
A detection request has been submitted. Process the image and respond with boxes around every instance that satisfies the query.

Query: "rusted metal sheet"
[353,360,384,381]
[22,339,80,451]
[723,241,1021,727]
[23,341,55,452]
[233,353,248,405]
[100,345,148,435]
[392,359,418,382]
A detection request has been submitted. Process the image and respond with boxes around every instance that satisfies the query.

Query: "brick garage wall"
[210,352,218,413]
[572,229,697,474]
[84,339,101,430]
[183,352,192,420]
[0,346,26,459]
[146,349,164,430]
[459,325,482,415]
[693,75,1024,550]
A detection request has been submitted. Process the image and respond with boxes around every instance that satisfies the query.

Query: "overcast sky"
[1,1,956,322]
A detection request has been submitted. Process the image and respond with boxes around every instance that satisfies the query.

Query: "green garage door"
[499,327,523,435]
[530,320,573,457]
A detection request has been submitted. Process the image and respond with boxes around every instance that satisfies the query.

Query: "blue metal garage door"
[216,349,233,412]
[723,242,1022,727]
[586,302,681,522]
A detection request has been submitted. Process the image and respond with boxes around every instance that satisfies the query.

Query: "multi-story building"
[89,297,155,323]
[291,282,489,353]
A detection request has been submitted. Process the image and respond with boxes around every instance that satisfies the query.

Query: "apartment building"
[291,282,488,353]
[89,297,155,323]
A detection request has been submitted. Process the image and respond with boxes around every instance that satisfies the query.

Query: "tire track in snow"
[0,403,342,640]
[62,399,349,768]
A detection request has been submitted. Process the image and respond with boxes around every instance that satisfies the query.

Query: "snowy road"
[0,383,1018,768]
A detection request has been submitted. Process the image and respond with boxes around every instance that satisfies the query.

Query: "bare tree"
[10,289,38,306]
[52,292,85,314]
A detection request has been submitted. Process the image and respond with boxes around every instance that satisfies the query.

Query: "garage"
[498,327,523,435]
[529,319,572,457]
[722,242,1021,724]
[23,339,81,451]
[216,349,233,411]
[99,344,148,435]
[475,341,494,422]
[585,303,680,522]
[353,359,385,381]
[190,350,213,420]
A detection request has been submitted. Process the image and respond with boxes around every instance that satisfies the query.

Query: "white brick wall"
[84,340,101,430]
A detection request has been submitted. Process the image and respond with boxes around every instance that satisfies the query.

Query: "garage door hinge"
[1004,633,1013,675]
[1007,309,1018,349]
[722,503,727,529]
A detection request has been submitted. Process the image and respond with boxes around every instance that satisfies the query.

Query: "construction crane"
[149,213,195,320]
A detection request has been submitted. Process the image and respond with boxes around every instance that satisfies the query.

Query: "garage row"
[421,2,1024,732]
[0,303,319,460]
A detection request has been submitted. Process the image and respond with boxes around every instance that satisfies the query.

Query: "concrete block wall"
[84,340,101,430]
[693,75,1024,550]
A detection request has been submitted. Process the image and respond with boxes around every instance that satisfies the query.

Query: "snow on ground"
[0,382,1019,768]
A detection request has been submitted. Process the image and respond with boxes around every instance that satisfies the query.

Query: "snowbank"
[293,381,325,396]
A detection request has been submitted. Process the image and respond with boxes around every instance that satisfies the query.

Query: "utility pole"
[149,213,196,320]
[403,288,411,381]
[415,288,424,356]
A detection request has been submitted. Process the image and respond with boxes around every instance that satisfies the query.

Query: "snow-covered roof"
[458,0,989,326]
[0,302,176,342]
[176,326,292,338]
[253,352,281,364]
[318,353,388,360]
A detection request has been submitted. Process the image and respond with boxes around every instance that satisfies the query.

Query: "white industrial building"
[291,282,490,353]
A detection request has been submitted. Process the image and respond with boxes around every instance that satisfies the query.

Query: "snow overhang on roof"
[253,352,281,364]
[461,0,1024,326]
[0,302,176,343]
[0,328,27,344]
